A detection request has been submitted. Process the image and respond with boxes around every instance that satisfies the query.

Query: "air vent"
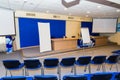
[53,15,60,18]
[26,13,36,16]
[68,16,74,19]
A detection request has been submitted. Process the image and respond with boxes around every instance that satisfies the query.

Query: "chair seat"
[34,75,57,80]
[2,76,26,80]
[63,75,87,80]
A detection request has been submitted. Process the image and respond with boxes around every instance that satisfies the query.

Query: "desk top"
[51,38,78,41]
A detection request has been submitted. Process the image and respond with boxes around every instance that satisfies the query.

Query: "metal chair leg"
[9,71,12,76]
[88,64,91,73]
[116,64,118,72]
[59,65,61,80]
[97,65,101,71]
[110,64,113,70]
[102,64,106,72]
[5,70,7,76]
[74,65,76,75]
[84,66,87,72]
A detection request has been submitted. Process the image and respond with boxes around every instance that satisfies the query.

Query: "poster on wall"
[117,23,120,32]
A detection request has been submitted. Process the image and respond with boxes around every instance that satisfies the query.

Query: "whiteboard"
[0,8,15,36]
[38,22,52,52]
[92,18,117,33]
[81,28,91,44]
[0,37,6,52]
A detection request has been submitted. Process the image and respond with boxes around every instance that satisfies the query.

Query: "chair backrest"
[24,59,41,69]
[63,75,87,80]
[44,58,59,68]
[91,73,112,80]
[92,56,106,64]
[2,76,26,80]
[34,75,57,80]
[107,55,119,63]
[76,56,91,65]
[60,57,76,67]
[115,73,120,80]
[3,60,20,69]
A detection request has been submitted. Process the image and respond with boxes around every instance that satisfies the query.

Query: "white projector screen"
[0,8,15,36]
[92,18,117,33]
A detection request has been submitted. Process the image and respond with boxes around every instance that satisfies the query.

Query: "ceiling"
[0,0,120,18]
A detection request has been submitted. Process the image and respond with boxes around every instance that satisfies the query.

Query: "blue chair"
[76,56,91,74]
[43,58,59,77]
[90,73,113,80]
[115,72,120,80]
[24,59,42,76]
[2,60,24,76]
[91,56,106,72]
[1,76,26,80]
[63,75,87,80]
[105,55,119,72]
[60,57,76,79]
[34,75,58,80]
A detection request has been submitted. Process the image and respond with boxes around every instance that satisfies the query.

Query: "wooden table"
[51,38,78,51]
[92,36,108,46]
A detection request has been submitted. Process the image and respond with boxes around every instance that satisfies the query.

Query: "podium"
[51,38,78,51]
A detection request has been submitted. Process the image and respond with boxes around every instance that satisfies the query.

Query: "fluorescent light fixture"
[116,9,120,12]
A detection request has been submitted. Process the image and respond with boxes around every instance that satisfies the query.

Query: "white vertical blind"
[0,8,15,36]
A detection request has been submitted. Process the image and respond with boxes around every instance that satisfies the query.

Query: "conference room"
[0,0,120,80]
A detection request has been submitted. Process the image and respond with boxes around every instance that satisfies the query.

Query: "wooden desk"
[92,36,108,46]
[51,38,78,51]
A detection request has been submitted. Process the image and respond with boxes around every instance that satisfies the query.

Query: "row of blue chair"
[2,55,119,79]
[0,72,120,80]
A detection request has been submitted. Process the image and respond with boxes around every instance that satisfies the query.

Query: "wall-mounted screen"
[92,18,117,33]
[0,8,15,36]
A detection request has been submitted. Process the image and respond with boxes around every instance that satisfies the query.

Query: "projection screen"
[0,8,15,36]
[92,18,117,33]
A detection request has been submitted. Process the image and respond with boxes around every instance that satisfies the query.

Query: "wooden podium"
[51,38,78,51]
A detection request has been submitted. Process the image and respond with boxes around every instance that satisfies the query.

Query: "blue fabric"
[63,75,87,80]
[34,75,57,80]
[18,18,65,48]
[76,56,91,66]
[6,36,13,53]
[1,76,33,80]
[77,38,95,48]
[81,22,99,36]
[60,57,75,67]
[44,58,59,68]
[112,50,120,55]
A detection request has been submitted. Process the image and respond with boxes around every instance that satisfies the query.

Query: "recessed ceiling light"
[64,8,68,10]
[46,10,49,13]
[97,5,102,8]
[86,11,90,14]
[116,9,120,12]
